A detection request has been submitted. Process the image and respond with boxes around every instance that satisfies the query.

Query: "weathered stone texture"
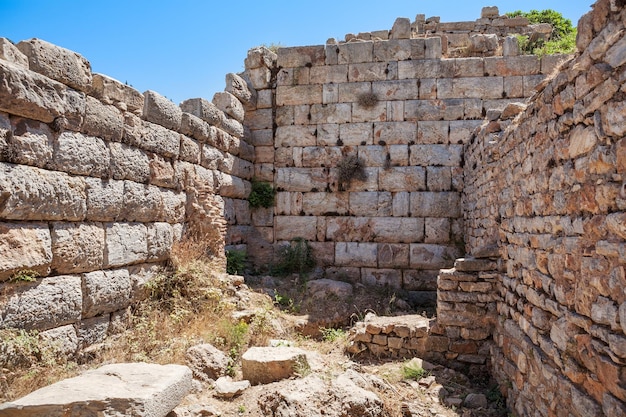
[0,222,52,281]
[51,222,105,274]
[82,268,132,318]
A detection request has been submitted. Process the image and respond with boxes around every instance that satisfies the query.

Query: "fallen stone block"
[213,376,250,398]
[0,362,192,417]
[186,343,229,382]
[241,346,310,385]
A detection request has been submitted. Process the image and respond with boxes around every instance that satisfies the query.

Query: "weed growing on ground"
[402,358,426,380]
[320,327,346,343]
[271,237,315,277]
[226,249,247,275]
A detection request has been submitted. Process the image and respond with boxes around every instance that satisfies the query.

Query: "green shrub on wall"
[506,9,577,55]
[248,180,276,209]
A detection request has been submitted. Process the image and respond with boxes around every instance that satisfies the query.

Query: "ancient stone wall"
[242,12,565,301]
[463,1,626,415]
[0,38,253,350]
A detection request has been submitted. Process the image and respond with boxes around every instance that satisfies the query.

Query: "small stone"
[213,376,250,398]
[463,393,488,409]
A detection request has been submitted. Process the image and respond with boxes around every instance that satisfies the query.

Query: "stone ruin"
[0,2,625,416]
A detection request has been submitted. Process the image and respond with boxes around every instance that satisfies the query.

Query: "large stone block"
[0,275,82,330]
[348,62,391,82]
[78,315,110,348]
[82,95,124,141]
[180,112,212,143]
[54,131,110,178]
[310,103,351,124]
[362,268,402,288]
[484,56,541,77]
[303,192,349,216]
[82,268,132,318]
[225,72,253,105]
[302,146,342,168]
[373,80,419,101]
[310,65,349,84]
[275,192,303,216]
[276,85,323,106]
[218,173,250,199]
[339,123,374,145]
[0,59,85,126]
[8,117,54,168]
[242,346,310,385]
[277,46,325,68]
[110,141,150,183]
[373,39,411,61]
[104,222,148,268]
[410,192,461,217]
[123,114,180,158]
[274,216,317,241]
[370,217,425,243]
[84,178,124,221]
[275,168,328,192]
[418,121,449,144]
[378,243,409,268]
[120,181,164,222]
[0,362,192,417]
[51,222,105,274]
[245,46,277,69]
[335,242,377,267]
[91,73,144,114]
[143,90,182,131]
[397,59,454,79]
[409,244,462,269]
[374,121,416,145]
[213,91,245,123]
[409,144,463,166]
[179,134,200,164]
[275,125,317,147]
[0,163,86,221]
[17,38,92,92]
[338,41,373,64]
[0,222,52,281]
[349,192,391,216]
[0,38,28,68]
[380,166,426,192]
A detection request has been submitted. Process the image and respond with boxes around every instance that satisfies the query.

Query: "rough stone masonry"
[0,2,625,416]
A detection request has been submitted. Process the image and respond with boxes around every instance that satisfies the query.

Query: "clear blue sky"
[0,1,592,104]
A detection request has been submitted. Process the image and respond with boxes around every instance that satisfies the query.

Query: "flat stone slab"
[0,362,192,417]
[241,346,310,385]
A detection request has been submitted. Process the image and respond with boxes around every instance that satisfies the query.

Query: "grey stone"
[180,98,225,128]
[54,131,110,178]
[0,38,28,68]
[104,222,148,267]
[464,393,488,409]
[82,268,132,318]
[0,163,86,221]
[390,18,411,40]
[225,72,253,105]
[306,279,353,299]
[78,315,110,348]
[186,343,230,382]
[17,38,92,92]
[84,178,124,221]
[0,362,192,417]
[91,73,144,114]
[7,117,54,168]
[51,222,105,274]
[147,222,173,262]
[0,222,52,281]
[40,324,79,355]
[241,346,310,385]
[110,142,150,182]
[0,59,85,127]
[123,113,180,159]
[0,275,82,330]
[213,91,244,123]
[82,95,124,141]
[143,90,182,131]
[213,376,250,398]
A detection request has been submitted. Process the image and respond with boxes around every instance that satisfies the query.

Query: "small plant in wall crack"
[248,180,276,208]
[337,154,367,191]
[356,91,379,109]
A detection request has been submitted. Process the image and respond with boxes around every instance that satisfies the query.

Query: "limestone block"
[82,268,132,318]
[303,192,349,216]
[0,59,85,126]
[246,67,272,90]
[316,123,339,146]
[54,131,110,178]
[605,36,626,69]
[410,192,461,217]
[274,216,317,241]
[78,315,110,348]
[51,222,105,274]
[348,62,390,83]
[213,91,245,123]
[503,36,520,57]
[311,103,352,124]
[275,192,303,216]
[352,101,386,124]
[449,120,482,144]
[338,41,374,64]
[242,346,310,385]
[405,99,463,121]
[378,243,409,268]
[409,144,463,166]
[442,77,505,100]
[91,73,144,114]
[388,144,408,166]
[0,362,192,417]
[418,120,449,144]
[180,98,225,128]
[310,65,348,84]
[349,192,391,216]
[180,112,211,143]
[484,56,541,77]
[149,154,176,189]
[357,146,386,167]
[245,46,277,69]
[84,178,124,222]
[82,95,124,141]
[373,39,411,62]
[0,163,86,221]
[362,268,402,288]
[335,242,378,267]
[104,222,148,268]
[522,74,546,96]
[333,166,378,192]
[569,125,597,158]
[338,81,371,102]
[17,38,92,92]
[419,78,437,99]
[254,163,274,182]
[387,101,404,122]
[380,166,426,192]
[390,18,411,40]
[40,324,79,355]
[220,115,244,139]
[128,263,161,302]
[110,142,150,182]
[410,38,426,60]
[322,83,339,104]
[373,80,418,101]
[8,117,54,168]
[0,222,52,281]
[374,121,416,145]
[0,38,28,68]
[225,73,253,105]
[427,166,452,191]
[179,135,200,164]
[424,217,451,243]
[275,125,317,147]
[424,37,442,59]
[302,146,342,168]
[143,90,182,131]
[251,206,273,227]
[403,269,439,291]
[392,191,410,217]
[481,6,499,18]
[276,85,322,106]
[123,114,180,158]
[218,173,250,199]
[308,241,334,266]
[277,46,325,68]
[0,275,82,330]
[201,144,222,170]
[147,222,174,261]
[409,244,462,269]
[275,168,328,192]
[307,278,353,299]
[374,217,425,243]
